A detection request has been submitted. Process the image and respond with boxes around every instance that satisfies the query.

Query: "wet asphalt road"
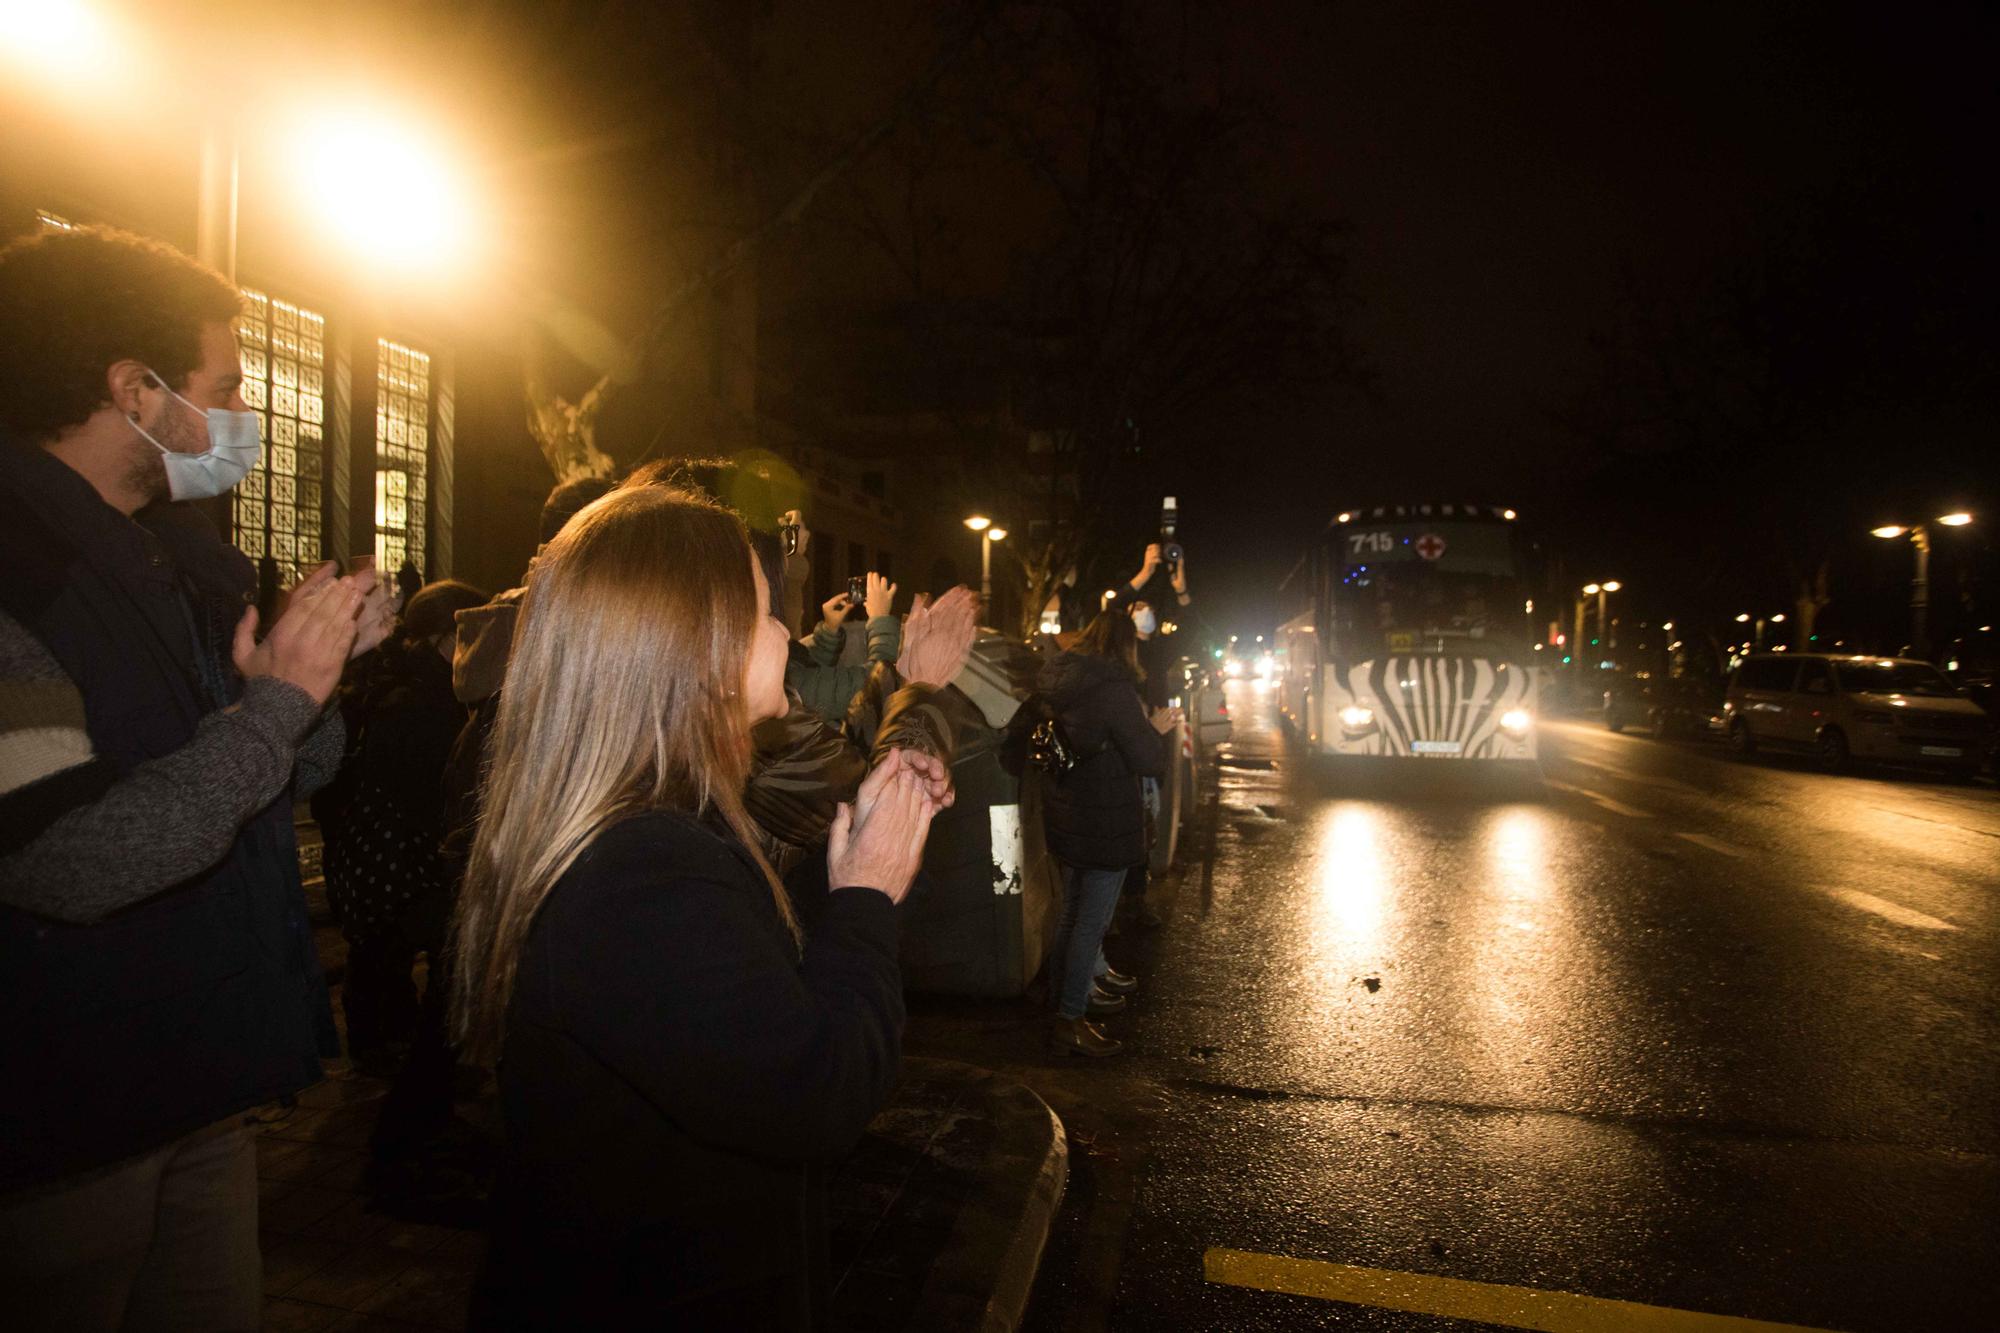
[915,679,1999,1332]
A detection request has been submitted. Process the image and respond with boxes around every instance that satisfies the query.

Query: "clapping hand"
[828,749,944,904]
[897,585,979,687]
[233,575,364,706]
[278,561,395,661]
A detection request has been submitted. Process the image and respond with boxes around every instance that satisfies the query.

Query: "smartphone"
[782,524,801,557]
[847,575,867,606]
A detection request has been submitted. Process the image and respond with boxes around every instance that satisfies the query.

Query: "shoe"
[1086,986,1127,1016]
[1096,967,1139,996]
[1048,1016,1123,1057]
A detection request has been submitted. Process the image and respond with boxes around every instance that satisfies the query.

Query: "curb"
[906,1058,1068,1332]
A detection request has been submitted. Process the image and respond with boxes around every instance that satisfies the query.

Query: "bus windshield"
[1331,521,1530,660]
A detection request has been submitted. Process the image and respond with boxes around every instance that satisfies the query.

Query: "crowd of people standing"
[0,223,1204,1329]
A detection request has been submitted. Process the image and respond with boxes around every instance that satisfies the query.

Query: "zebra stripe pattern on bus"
[1324,656,1538,759]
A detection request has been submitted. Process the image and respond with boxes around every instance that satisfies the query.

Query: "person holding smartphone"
[787,570,902,722]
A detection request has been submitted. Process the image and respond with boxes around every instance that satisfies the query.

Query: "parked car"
[1602,673,1723,739]
[1943,628,2000,777]
[1723,653,1992,777]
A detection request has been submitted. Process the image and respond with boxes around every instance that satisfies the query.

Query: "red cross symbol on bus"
[1414,532,1447,561]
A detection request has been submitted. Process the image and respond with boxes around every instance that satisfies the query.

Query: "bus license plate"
[1920,746,1963,757]
[1411,740,1463,756]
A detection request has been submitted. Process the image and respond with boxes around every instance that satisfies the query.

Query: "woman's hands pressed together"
[826,748,951,904]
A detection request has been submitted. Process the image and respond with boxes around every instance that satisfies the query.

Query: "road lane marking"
[1203,1249,1845,1333]
[1546,779,1653,819]
[1564,754,1704,796]
[1828,889,1958,932]
[1674,832,1748,858]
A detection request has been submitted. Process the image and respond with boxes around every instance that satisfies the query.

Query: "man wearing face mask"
[0,226,391,1330]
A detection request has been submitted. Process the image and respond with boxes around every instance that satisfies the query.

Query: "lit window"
[374,338,431,578]
[233,288,327,587]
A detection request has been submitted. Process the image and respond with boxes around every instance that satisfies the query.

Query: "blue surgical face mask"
[127,368,262,501]
[1133,607,1159,636]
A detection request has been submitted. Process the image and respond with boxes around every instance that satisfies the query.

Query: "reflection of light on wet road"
[1484,804,1549,910]
[1311,804,1389,944]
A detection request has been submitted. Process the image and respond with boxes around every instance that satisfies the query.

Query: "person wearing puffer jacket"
[1035,611,1181,1057]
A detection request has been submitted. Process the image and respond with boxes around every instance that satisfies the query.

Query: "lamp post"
[1872,513,1972,659]
[1734,611,1785,651]
[1577,580,1620,666]
[963,515,1002,606]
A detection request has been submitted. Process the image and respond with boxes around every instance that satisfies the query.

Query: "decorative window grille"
[374,338,431,578]
[232,288,327,587]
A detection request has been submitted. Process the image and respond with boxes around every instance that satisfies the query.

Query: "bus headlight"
[1338,705,1375,730]
[1499,707,1533,735]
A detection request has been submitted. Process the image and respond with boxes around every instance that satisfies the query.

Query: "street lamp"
[963,515,1003,605]
[1735,611,1785,651]
[1872,512,1975,658]
[1575,580,1621,664]
[291,109,477,273]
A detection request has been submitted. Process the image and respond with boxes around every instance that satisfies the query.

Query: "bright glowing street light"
[1735,613,1751,623]
[1602,580,1622,592]
[1871,512,1974,657]
[1770,613,1786,624]
[292,109,475,272]
[0,0,110,77]
[964,516,1003,605]
[1583,582,1601,596]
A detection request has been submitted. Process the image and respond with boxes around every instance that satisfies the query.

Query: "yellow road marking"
[1203,1249,1846,1333]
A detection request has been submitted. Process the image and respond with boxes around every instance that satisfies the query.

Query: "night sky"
[1183,1,1995,636]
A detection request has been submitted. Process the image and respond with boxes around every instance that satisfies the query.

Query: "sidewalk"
[258,872,1066,1331]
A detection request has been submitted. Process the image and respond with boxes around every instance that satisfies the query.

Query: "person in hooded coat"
[1034,611,1180,1057]
[314,579,490,1070]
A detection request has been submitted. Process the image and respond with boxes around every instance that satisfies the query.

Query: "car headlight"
[1338,705,1375,730]
[1499,707,1533,735]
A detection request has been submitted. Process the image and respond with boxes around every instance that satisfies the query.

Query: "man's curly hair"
[0,226,243,442]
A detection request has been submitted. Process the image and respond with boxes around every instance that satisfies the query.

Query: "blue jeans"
[1052,864,1128,1019]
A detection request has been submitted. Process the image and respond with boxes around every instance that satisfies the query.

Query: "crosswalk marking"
[1203,1248,1847,1333]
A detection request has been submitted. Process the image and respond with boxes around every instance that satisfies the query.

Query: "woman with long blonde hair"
[452,484,943,1329]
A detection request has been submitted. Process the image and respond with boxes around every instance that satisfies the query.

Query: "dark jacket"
[0,441,338,1192]
[474,809,903,1331]
[316,639,465,945]
[1035,651,1170,870]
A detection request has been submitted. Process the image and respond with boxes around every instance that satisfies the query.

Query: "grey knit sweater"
[0,606,344,924]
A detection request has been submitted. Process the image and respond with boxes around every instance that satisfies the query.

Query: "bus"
[1277,504,1543,766]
